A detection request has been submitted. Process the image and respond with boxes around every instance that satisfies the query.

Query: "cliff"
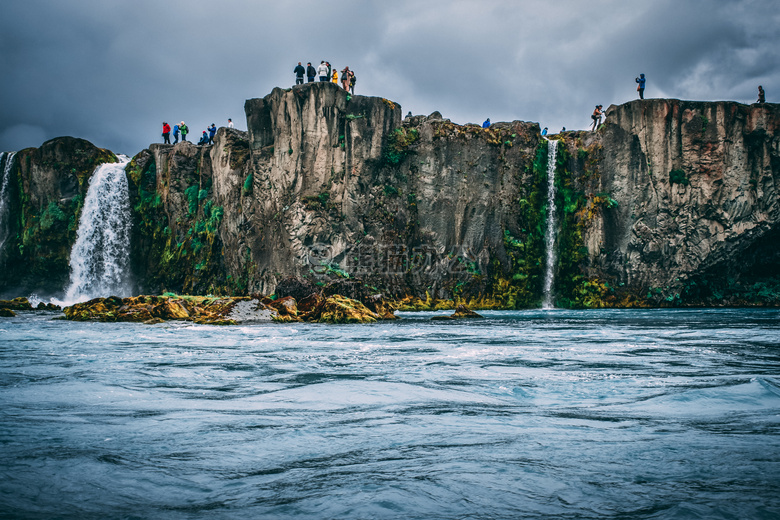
[2,85,779,307]
[0,137,116,295]
[126,82,545,307]
[555,99,780,306]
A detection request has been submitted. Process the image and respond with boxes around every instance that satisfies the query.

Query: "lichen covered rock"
[0,297,33,310]
[431,304,483,320]
[318,294,378,324]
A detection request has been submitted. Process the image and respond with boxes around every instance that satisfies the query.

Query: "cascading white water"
[63,156,133,303]
[0,151,17,253]
[542,139,558,309]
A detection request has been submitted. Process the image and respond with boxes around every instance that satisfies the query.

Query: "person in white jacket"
[317,61,329,82]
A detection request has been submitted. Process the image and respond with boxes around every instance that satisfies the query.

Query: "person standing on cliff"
[294,62,305,85]
[341,66,351,90]
[173,123,180,144]
[635,73,646,99]
[758,86,766,103]
[349,70,356,94]
[482,118,491,129]
[306,62,316,83]
[331,69,338,85]
[208,124,217,145]
[228,118,234,128]
[317,61,329,82]
[180,121,189,141]
[590,105,603,131]
[326,62,332,81]
[162,122,171,144]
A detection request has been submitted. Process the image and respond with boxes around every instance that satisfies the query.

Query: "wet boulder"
[431,304,483,320]
[151,299,191,320]
[318,295,378,324]
[268,296,301,322]
[452,304,483,318]
[63,296,124,321]
[364,293,398,320]
[225,299,278,323]
[0,297,33,310]
[36,302,61,311]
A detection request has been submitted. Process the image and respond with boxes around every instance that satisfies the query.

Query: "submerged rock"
[431,304,483,321]
[36,302,61,311]
[452,304,483,318]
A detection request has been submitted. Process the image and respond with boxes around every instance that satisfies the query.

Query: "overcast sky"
[1,0,777,156]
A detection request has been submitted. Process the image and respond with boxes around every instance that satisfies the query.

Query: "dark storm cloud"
[0,0,776,156]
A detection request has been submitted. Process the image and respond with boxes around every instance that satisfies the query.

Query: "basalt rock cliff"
[1,83,779,307]
[555,99,780,306]
[0,138,116,294]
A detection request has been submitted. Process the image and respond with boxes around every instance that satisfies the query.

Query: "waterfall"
[63,156,133,304]
[542,139,558,309]
[0,151,16,254]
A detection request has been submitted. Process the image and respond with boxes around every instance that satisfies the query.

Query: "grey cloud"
[0,0,776,156]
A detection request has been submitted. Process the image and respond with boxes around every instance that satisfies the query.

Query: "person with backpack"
[341,66,350,90]
[162,122,171,144]
[635,73,646,99]
[349,70,356,94]
[758,85,766,103]
[294,62,305,85]
[208,124,217,145]
[306,62,316,83]
[180,121,189,141]
[173,123,180,144]
[590,105,603,131]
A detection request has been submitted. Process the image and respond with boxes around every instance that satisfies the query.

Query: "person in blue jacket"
[482,118,491,128]
[198,131,209,145]
[635,73,646,99]
[208,124,217,145]
[172,124,180,144]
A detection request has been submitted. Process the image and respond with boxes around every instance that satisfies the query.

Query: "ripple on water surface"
[1,309,779,519]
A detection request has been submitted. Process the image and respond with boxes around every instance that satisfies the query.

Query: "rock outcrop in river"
[1,83,778,307]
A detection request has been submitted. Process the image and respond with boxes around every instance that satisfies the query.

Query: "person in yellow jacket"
[331,70,338,85]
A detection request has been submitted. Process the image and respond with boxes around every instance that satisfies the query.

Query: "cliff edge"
[2,87,779,307]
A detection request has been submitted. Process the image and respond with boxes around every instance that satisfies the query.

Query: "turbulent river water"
[1,309,779,519]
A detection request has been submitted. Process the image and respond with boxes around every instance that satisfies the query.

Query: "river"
[1,309,779,519]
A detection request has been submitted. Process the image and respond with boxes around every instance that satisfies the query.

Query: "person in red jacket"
[162,122,171,144]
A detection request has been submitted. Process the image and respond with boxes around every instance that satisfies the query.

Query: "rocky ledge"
[62,279,397,324]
